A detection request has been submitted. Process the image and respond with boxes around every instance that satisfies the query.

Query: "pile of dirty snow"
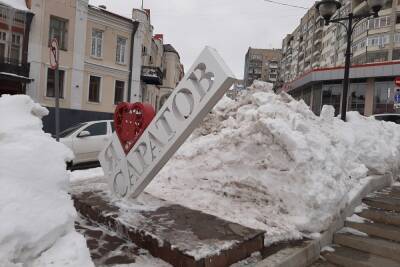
[0,95,93,266]
[144,81,400,244]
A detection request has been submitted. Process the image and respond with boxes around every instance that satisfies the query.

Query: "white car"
[59,120,114,166]
[371,113,400,124]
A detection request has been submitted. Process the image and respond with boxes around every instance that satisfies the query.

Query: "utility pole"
[141,0,144,9]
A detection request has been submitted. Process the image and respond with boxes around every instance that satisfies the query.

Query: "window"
[114,80,125,105]
[82,122,107,136]
[322,84,342,116]
[374,81,395,114]
[348,83,366,115]
[0,31,6,61]
[46,69,65,98]
[10,33,22,63]
[60,123,86,138]
[88,76,101,103]
[116,36,127,64]
[14,12,25,25]
[0,6,7,20]
[367,34,389,47]
[91,29,103,58]
[49,16,68,50]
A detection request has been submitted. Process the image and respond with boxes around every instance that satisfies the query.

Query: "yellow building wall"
[38,0,77,109]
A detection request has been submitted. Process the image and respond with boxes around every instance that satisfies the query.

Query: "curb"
[255,173,395,267]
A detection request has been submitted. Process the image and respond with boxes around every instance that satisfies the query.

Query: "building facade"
[280,0,400,116]
[23,0,183,133]
[243,48,281,87]
[0,0,33,95]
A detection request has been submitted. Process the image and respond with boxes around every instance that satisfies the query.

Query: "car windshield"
[59,123,86,138]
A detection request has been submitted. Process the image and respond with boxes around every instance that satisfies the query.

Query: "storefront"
[282,62,400,116]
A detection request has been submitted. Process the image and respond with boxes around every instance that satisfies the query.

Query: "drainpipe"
[128,21,140,102]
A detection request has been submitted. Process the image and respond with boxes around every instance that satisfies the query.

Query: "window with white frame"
[46,68,65,98]
[116,36,127,64]
[11,33,22,63]
[394,33,400,43]
[49,16,68,50]
[367,34,389,47]
[88,75,101,103]
[91,29,103,58]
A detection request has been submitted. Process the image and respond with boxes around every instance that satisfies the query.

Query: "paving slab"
[309,259,338,267]
[75,215,171,266]
[71,177,265,267]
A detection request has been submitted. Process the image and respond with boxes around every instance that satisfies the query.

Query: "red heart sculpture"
[114,102,156,154]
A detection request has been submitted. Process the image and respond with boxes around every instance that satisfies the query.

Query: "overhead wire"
[264,0,308,10]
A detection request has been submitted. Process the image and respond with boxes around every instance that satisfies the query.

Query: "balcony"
[141,66,162,85]
[0,57,30,78]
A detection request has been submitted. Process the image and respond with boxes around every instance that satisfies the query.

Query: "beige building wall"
[28,0,78,109]
[82,8,132,113]
[28,2,184,122]
[159,47,184,108]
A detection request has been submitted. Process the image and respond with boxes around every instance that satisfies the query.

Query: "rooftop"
[163,44,180,58]
[0,0,29,12]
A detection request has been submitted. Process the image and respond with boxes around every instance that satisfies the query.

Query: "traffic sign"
[395,93,400,103]
[49,38,60,142]
[49,38,59,70]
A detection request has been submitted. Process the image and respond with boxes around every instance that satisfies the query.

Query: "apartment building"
[0,0,33,95]
[243,47,282,87]
[24,0,183,133]
[280,0,400,116]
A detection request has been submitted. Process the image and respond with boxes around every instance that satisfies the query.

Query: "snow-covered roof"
[0,0,29,12]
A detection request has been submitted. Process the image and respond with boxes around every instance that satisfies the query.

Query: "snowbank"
[145,81,400,244]
[0,0,29,11]
[0,95,93,266]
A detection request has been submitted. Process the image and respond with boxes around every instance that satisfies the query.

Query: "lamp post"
[315,0,386,121]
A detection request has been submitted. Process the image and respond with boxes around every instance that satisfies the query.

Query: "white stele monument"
[99,46,236,198]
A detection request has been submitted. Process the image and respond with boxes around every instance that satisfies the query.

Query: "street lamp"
[315,0,386,121]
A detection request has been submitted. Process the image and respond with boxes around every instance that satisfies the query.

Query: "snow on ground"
[337,227,368,237]
[346,214,369,223]
[143,81,400,245]
[0,95,93,266]
[71,80,400,246]
[69,167,104,183]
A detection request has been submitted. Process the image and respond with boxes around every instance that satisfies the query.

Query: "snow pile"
[145,81,400,244]
[0,0,29,11]
[0,95,93,266]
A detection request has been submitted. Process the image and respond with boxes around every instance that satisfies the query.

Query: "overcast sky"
[89,0,316,79]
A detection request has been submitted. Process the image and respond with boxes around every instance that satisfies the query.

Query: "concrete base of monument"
[71,177,265,267]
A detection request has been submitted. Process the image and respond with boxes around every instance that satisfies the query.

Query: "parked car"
[371,114,400,124]
[59,120,114,166]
